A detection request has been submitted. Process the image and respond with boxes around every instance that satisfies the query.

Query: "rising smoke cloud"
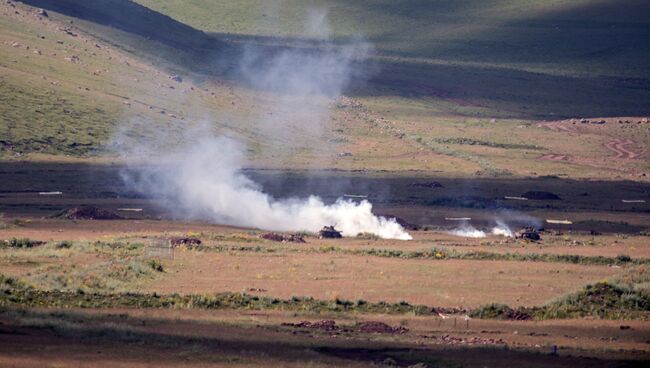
[115,8,411,240]
[491,219,514,237]
[449,223,486,238]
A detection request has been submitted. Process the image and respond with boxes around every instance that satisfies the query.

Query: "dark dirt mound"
[169,237,202,247]
[283,320,338,331]
[355,321,409,334]
[282,319,339,331]
[283,320,408,334]
[522,191,561,200]
[411,181,444,189]
[59,206,123,220]
[431,334,506,346]
[260,233,306,243]
[469,303,533,320]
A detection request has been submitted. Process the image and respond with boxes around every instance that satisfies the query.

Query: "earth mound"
[169,237,202,247]
[260,233,306,243]
[355,321,409,334]
[522,191,561,200]
[58,206,123,220]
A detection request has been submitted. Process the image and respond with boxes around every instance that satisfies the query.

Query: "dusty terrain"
[1,164,650,366]
[1,308,649,368]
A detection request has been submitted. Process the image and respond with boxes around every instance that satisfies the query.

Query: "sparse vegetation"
[472,281,650,321]
[0,273,432,314]
[27,258,158,292]
[538,282,650,320]
[1,238,44,249]
[3,273,648,320]
[182,243,649,266]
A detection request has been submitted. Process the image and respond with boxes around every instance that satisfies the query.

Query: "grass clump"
[148,259,164,272]
[27,258,158,293]
[55,241,74,249]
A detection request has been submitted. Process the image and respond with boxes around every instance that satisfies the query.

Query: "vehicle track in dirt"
[604,138,645,160]
[538,153,568,161]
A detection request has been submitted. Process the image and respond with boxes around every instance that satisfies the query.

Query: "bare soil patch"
[146,251,619,308]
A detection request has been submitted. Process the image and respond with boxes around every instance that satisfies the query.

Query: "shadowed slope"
[20,0,215,50]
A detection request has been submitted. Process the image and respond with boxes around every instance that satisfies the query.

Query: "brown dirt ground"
[0,308,648,367]
[0,218,640,307]
[145,251,618,307]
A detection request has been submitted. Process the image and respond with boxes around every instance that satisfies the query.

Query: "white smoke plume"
[120,133,411,240]
[449,223,486,238]
[491,219,514,237]
[115,8,411,240]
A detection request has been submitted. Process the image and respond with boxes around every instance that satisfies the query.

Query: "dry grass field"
[1,215,650,367]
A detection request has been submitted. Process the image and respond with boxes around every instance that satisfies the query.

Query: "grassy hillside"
[2,0,649,179]
[134,0,650,78]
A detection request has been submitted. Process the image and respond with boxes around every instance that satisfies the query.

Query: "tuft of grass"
[148,259,164,272]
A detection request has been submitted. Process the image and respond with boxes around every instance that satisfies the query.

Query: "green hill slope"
[2,0,649,179]
[133,0,650,78]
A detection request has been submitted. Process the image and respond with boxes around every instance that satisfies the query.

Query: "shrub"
[55,241,73,249]
[148,260,164,272]
[617,254,632,263]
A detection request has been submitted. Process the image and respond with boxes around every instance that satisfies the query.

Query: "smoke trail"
[115,8,410,240]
